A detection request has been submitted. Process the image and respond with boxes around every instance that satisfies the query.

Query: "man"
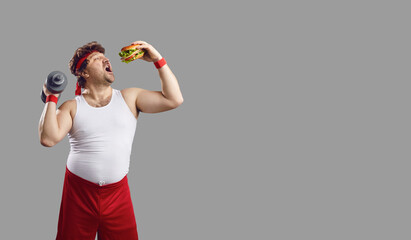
[38,41,183,240]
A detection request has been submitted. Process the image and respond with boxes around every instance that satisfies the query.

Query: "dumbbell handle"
[41,71,67,103]
[41,89,59,103]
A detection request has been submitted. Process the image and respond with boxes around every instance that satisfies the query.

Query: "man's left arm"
[129,41,183,113]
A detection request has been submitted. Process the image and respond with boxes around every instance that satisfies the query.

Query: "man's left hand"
[130,40,163,62]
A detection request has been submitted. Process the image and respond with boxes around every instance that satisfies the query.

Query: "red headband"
[76,50,98,71]
[75,51,98,95]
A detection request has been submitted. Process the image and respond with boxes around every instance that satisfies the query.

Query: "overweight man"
[38,40,183,240]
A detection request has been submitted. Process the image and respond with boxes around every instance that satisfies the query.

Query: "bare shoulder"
[121,87,146,104]
[121,87,144,98]
[58,99,76,110]
[58,99,77,119]
[120,88,141,118]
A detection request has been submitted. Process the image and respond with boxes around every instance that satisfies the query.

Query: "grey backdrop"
[0,0,409,239]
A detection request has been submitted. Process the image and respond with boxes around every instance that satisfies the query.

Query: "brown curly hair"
[68,41,105,88]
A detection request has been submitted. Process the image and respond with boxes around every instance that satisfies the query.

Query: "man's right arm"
[38,89,74,147]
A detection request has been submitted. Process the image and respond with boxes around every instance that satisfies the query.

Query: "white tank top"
[67,89,137,185]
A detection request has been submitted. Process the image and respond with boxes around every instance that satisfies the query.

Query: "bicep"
[55,103,73,141]
[136,89,178,113]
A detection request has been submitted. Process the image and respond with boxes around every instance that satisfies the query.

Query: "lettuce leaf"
[121,51,144,63]
[118,49,138,58]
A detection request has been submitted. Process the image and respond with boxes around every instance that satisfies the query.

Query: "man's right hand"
[43,83,60,98]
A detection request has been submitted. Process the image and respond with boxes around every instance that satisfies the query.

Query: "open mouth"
[105,66,112,72]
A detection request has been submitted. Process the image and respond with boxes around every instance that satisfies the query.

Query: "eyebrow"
[90,53,103,61]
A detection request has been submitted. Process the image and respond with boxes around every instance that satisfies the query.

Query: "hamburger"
[119,44,145,63]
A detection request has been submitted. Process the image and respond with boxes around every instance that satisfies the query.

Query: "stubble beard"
[104,73,115,85]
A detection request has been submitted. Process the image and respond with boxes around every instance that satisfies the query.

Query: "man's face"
[84,52,114,85]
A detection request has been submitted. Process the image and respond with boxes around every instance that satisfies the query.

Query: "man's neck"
[83,85,112,101]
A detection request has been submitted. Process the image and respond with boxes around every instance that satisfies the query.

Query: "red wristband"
[46,95,58,104]
[154,58,167,69]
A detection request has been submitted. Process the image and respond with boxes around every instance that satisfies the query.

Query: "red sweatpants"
[56,167,139,240]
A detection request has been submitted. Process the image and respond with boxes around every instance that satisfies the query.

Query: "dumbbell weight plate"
[47,71,67,93]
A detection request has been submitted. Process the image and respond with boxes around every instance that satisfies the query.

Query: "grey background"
[0,0,409,239]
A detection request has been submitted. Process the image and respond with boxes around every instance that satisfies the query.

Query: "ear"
[80,70,89,79]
